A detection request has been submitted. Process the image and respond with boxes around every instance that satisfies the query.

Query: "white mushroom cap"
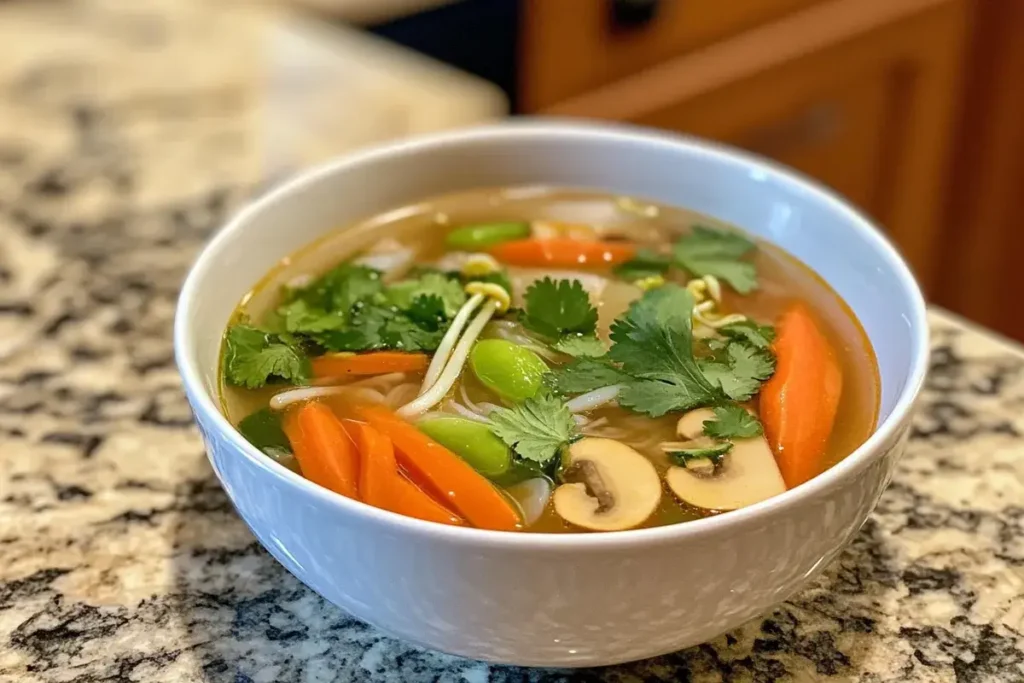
[553,438,661,531]
[666,434,786,511]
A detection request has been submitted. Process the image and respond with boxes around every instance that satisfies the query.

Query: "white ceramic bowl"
[175,121,928,667]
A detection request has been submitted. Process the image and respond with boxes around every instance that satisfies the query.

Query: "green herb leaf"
[702,405,763,439]
[719,320,775,349]
[609,285,722,416]
[546,357,630,395]
[666,442,732,466]
[674,226,758,294]
[238,408,291,455]
[553,335,607,358]
[279,299,347,334]
[521,278,598,339]
[385,272,466,318]
[698,342,775,402]
[405,294,448,330]
[489,392,578,464]
[613,248,672,282]
[223,324,310,389]
[316,304,444,353]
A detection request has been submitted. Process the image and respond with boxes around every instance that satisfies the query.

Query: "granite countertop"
[1,2,1023,682]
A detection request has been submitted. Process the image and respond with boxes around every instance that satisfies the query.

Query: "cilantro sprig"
[548,285,776,419]
[701,405,763,440]
[489,392,579,465]
[673,226,758,294]
[223,324,310,389]
[520,278,606,358]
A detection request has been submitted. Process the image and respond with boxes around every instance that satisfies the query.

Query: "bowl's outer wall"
[177,124,925,666]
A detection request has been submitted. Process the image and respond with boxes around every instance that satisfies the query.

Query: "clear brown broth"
[221,188,881,532]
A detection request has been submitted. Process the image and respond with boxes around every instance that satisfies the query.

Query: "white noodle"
[419,293,484,395]
[400,300,501,417]
[384,383,420,409]
[475,402,501,415]
[566,385,621,413]
[269,386,384,411]
[446,400,493,424]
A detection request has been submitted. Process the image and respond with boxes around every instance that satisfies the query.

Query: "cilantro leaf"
[720,320,775,349]
[279,299,347,334]
[405,294,448,330]
[553,335,607,358]
[289,264,384,311]
[223,324,310,389]
[385,272,466,318]
[608,285,722,416]
[316,304,444,352]
[613,248,672,282]
[674,226,758,294]
[521,278,598,339]
[702,405,763,439]
[489,393,578,464]
[238,408,291,456]
[547,357,630,395]
[666,442,732,466]
[698,342,775,401]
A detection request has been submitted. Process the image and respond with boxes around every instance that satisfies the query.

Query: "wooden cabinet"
[527,0,970,296]
[521,0,824,110]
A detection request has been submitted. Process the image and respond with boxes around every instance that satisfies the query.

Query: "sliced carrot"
[348,420,465,526]
[488,238,635,268]
[354,405,521,531]
[389,477,466,527]
[760,304,843,489]
[284,402,359,498]
[349,420,394,507]
[312,351,429,378]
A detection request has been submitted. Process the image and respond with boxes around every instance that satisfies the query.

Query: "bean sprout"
[400,299,502,417]
[419,293,484,394]
[565,385,621,413]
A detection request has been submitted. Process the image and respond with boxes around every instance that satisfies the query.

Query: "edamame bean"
[418,417,511,478]
[445,221,531,249]
[470,339,547,402]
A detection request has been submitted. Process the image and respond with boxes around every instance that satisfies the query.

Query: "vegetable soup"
[220,188,880,532]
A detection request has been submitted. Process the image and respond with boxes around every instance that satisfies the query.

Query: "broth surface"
[222,188,880,532]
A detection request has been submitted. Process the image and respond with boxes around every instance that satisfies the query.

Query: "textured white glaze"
[175,122,929,666]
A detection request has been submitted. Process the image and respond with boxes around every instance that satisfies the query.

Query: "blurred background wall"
[320,0,1022,342]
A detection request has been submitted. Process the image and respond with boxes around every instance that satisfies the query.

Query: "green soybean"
[470,339,547,402]
[445,221,530,249]
[418,417,511,478]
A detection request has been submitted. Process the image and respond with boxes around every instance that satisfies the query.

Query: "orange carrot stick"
[389,477,466,527]
[355,405,521,531]
[489,238,635,268]
[349,420,464,526]
[760,305,843,488]
[284,402,359,498]
[312,351,429,378]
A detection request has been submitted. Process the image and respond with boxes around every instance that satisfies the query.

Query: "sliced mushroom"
[666,434,786,511]
[675,407,716,441]
[553,438,661,531]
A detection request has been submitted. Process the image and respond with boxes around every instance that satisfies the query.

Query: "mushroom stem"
[562,459,615,513]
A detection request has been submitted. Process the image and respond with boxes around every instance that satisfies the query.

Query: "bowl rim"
[174,119,929,550]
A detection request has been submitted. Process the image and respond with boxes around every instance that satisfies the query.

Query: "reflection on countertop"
[0,1,1021,681]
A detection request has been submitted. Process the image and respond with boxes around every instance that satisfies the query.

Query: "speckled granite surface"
[1,2,1023,682]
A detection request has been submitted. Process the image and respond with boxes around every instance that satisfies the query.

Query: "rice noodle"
[566,385,621,413]
[384,383,420,409]
[269,386,384,411]
[446,400,492,424]
[488,323,560,362]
